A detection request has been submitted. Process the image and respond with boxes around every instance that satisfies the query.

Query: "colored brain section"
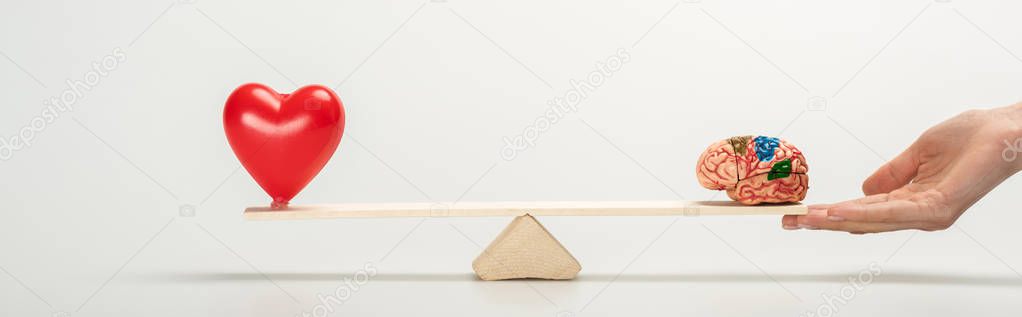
[696,135,809,205]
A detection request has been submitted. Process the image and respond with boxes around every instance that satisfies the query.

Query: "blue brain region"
[753,136,781,161]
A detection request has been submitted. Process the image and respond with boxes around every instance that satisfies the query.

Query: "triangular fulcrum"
[472,214,581,280]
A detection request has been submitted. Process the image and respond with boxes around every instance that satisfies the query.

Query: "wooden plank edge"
[243,201,809,220]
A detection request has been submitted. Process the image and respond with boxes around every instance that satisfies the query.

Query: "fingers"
[826,198,930,223]
[782,215,800,229]
[862,148,919,195]
[807,194,889,210]
[803,218,921,233]
[783,207,922,233]
[785,200,866,229]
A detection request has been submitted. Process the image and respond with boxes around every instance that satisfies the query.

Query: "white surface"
[3,0,1022,316]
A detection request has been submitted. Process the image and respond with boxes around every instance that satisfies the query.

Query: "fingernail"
[827,215,846,222]
[783,224,799,230]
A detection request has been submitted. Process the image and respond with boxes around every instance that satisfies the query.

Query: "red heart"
[223,83,345,208]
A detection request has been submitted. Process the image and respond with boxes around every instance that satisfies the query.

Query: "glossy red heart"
[223,83,345,208]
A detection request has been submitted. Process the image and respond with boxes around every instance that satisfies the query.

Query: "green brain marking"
[767,159,792,180]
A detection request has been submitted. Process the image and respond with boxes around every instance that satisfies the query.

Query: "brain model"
[696,136,808,205]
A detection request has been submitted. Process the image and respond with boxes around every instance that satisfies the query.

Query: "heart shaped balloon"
[224,83,345,208]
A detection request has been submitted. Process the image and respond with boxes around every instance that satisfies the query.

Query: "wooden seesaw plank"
[243,201,808,220]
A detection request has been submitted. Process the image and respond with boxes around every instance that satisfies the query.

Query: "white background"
[3,0,1022,316]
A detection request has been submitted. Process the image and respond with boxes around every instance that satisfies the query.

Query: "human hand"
[782,104,1022,233]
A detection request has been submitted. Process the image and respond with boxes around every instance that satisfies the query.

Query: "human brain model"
[696,136,808,205]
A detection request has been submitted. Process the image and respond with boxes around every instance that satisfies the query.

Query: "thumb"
[862,147,919,195]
